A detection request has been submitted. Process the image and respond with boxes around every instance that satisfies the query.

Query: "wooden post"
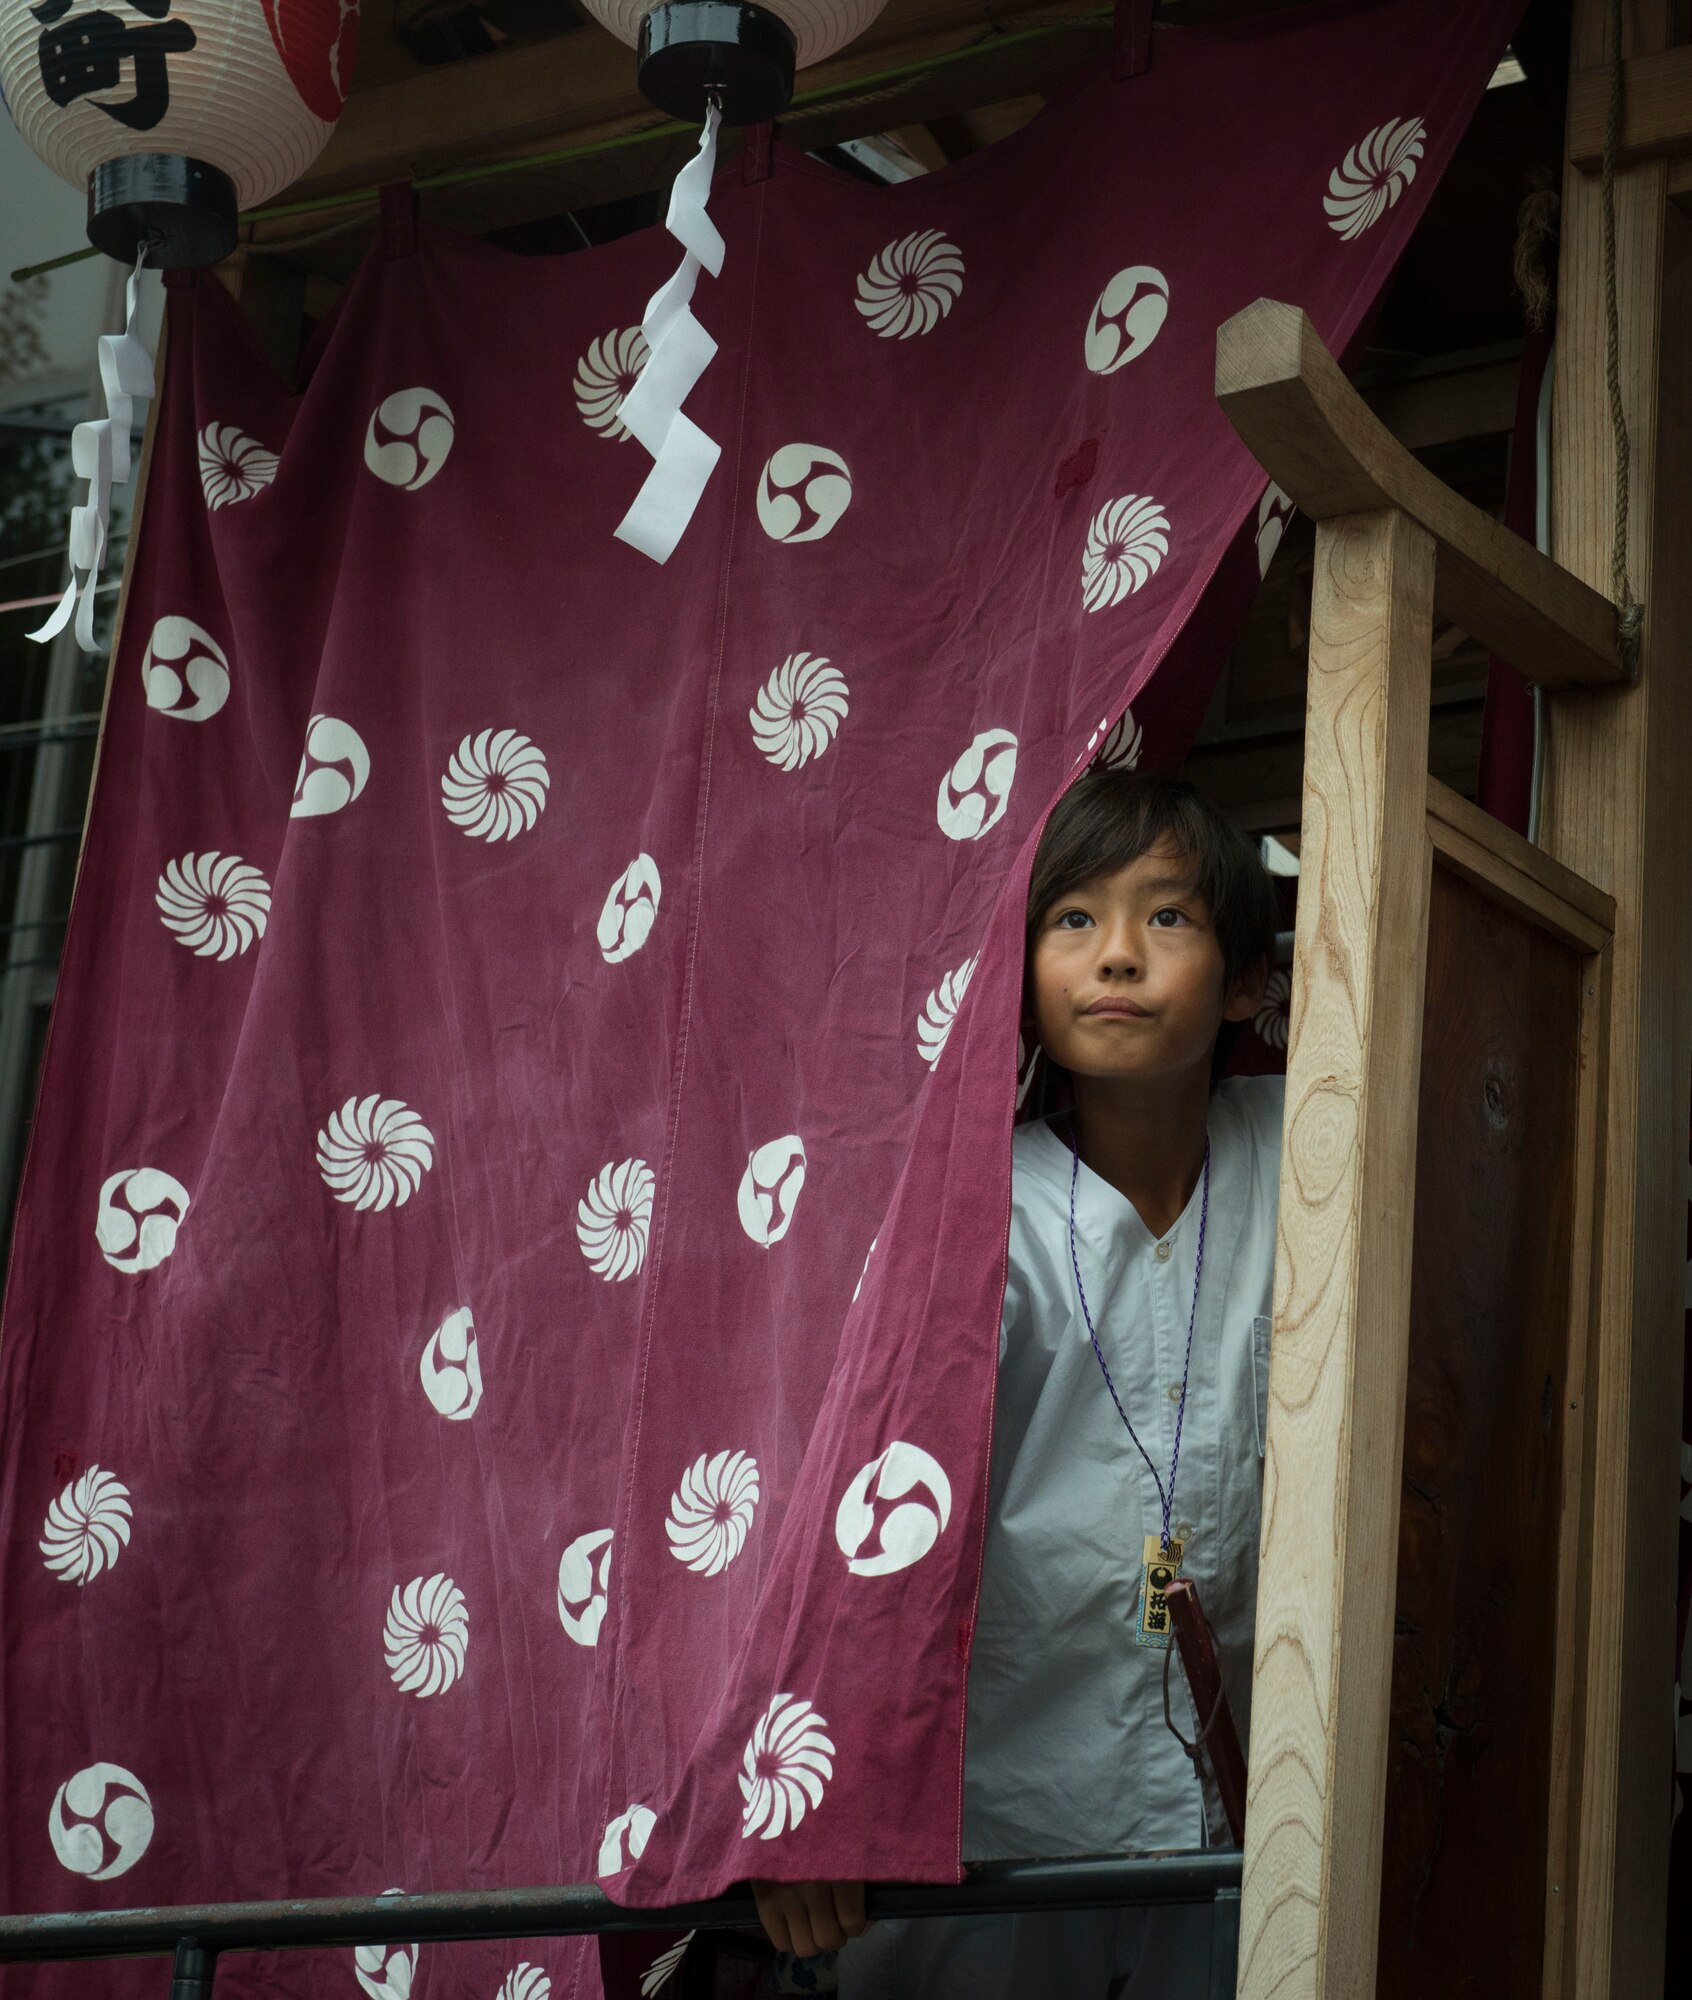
[1538,2,1692,1991]
[1237,507,1434,2000]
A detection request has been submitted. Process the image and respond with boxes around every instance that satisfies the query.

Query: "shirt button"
[1175,1522,1193,1543]
[1167,1381,1183,1404]
[1155,1240,1173,1262]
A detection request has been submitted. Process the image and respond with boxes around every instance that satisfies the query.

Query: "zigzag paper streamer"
[31,251,155,654]
[614,103,724,564]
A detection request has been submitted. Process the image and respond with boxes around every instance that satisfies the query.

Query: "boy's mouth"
[1082,998,1151,1019]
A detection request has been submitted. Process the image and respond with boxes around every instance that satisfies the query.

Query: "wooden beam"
[1538,2,1692,1993]
[1215,301,1625,691]
[1238,506,1435,2000]
[282,0,1109,206]
[1424,775,1614,954]
[1568,43,1692,174]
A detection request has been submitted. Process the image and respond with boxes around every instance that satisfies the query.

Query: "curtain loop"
[1113,0,1155,80]
[379,183,419,259]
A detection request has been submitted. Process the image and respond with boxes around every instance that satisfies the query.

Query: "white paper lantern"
[0,0,362,264]
[581,0,892,125]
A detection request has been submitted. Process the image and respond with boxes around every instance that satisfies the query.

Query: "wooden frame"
[1216,299,1629,2000]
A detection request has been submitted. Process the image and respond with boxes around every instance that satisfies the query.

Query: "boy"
[755,768,1283,1997]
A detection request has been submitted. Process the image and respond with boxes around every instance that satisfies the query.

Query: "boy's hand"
[750,1878,868,1957]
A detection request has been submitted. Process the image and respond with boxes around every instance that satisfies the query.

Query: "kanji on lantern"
[31,0,195,131]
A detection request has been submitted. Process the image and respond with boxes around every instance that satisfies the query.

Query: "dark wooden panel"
[1376,862,1583,1995]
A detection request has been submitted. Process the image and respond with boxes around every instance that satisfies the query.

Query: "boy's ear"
[1221,952,1270,1024]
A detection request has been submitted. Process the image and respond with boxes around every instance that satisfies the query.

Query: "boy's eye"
[1056,909,1093,931]
[1150,907,1186,928]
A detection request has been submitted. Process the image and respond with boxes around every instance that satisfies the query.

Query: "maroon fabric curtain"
[0,5,1520,1994]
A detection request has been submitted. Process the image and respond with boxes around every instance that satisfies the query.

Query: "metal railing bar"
[0,1853,1242,1965]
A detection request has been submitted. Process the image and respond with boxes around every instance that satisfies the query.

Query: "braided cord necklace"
[1066,1117,1210,1555]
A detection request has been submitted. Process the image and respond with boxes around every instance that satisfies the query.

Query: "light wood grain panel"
[1215,302,1622,690]
[1538,4,1690,1994]
[1238,507,1434,2000]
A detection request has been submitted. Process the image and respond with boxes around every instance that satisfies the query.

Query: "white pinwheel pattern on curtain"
[855,229,964,339]
[917,955,977,1070]
[420,1307,482,1421]
[1324,117,1426,239]
[599,856,662,964]
[384,1574,469,1697]
[156,852,271,961]
[598,1804,656,1877]
[316,1096,436,1211]
[1082,496,1170,613]
[1084,266,1169,375]
[757,446,853,544]
[1082,707,1143,772]
[750,653,849,771]
[497,1964,551,2000]
[353,1892,417,2000]
[364,389,456,491]
[292,714,372,818]
[96,1167,189,1274]
[1255,968,1291,1049]
[574,327,650,440]
[47,1762,154,1880]
[740,1694,835,1841]
[737,1136,807,1247]
[577,1158,654,1280]
[198,424,278,509]
[558,1528,614,1647]
[142,617,229,722]
[1256,481,1295,576]
[640,1934,695,1996]
[441,729,551,841]
[665,1450,761,1575]
[40,1466,132,1585]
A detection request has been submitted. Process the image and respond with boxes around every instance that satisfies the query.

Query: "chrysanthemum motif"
[198,424,279,509]
[497,1963,551,2000]
[441,728,551,842]
[353,1891,416,2000]
[1082,496,1170,613]
[316,1095,436,1212]
[48,1763,153,1880]
[574,327,650,440]
[1083,708,1143,772]
[155,852,271,961]
[740,1693,835,1841]
[640,1933,695,1997]
[419,1307,482,1421]
[1255,968,1291,1050]
[665,1450,761,1576]
[597,1803,656,1877]
[750,653,849,771]
[558,1528,614,1647]
[1325,116,1426,241]
[1256,482,1295,578]
[854,229,965,339]
[577,1158,655,1280]
[599,856,662,964]
[40,1466,132,1586]
[917,955,978,1070]
[383,1573,468,1697]
[142,616,229,723]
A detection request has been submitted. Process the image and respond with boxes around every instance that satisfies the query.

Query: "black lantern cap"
[87,155,238,269]
[638,0,797,126]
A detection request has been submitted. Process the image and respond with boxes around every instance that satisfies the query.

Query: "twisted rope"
[1601,0,1645,661]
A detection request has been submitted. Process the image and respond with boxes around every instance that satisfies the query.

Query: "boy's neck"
[1067,1063,1213,1242]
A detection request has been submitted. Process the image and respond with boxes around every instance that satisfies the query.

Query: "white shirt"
[962,1074,1285,1861]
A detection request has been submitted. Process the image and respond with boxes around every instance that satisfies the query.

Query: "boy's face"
[1027,840,1265,1085]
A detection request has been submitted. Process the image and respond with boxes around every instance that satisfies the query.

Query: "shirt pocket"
[1251,1315,1273,1459]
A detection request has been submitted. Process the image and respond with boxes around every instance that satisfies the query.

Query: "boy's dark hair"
[1026,765,1278,1008]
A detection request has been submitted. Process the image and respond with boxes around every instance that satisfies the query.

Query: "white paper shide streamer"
[32,252,154,652]
[613,103,725,563]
